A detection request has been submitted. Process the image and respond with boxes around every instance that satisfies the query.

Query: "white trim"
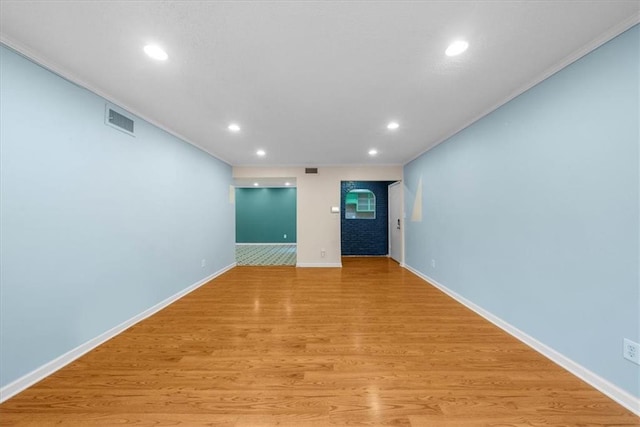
[0,37,231,166]
[0,262,236,404]
[296,262,342,268]
[407,14,640,164]
[388,180,404,265]
[404,264,640,417]
[235,243,297,246]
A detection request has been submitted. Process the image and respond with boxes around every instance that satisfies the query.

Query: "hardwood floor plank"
[1,258,637,426]
[0,413,239,426]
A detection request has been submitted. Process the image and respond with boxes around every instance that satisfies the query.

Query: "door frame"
[388,181,404,265]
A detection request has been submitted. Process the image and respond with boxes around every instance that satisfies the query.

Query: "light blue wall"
[0,46,235,388]
[404,25,639,397]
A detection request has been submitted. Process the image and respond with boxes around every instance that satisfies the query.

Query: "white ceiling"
[1,1,638,167]
[234,177,297,188]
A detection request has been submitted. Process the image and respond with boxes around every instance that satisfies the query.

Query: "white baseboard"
[404,264,640,417]
[296,262,342,268]
[0,262,236,404]
[236,243,297,246]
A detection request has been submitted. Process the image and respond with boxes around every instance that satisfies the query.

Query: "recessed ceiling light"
[445,40,469,57]
[284,182,291,186]
[228,123,241,132]
[143,44,168,61]
[369,149,378,156]
[387,121,400,130]
[256,149,266,156]
[253,182,259,187]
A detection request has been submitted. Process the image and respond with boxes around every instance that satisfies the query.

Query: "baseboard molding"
[0,262,236,404]
[342,255,388,258]
[404,264,640,417]
[236,243,297,246]
[296,262,342,268]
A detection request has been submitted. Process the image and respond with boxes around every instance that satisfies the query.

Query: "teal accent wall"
[404,26,639,398]
[0,45,236,388]
[236,188,297,243]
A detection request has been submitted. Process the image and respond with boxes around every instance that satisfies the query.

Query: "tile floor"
[235,244,297,266]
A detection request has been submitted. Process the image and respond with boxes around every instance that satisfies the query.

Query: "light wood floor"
[1,258,638,426]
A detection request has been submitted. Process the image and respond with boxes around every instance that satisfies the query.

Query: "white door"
[388,181,403,264]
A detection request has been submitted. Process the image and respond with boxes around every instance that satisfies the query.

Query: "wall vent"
[305,167,318,174]
[105,105,135,136]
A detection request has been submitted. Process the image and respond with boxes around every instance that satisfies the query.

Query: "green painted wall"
[235,188,297,243]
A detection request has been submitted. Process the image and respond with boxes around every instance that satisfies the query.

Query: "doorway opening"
[340,180,396,256]
[234,178,297,266]
[388,181,403,265]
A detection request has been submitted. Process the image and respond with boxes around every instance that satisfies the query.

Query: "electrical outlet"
[321,249,326,258]
[623,338,640,365]
[201,259,206,268]
[431,259,436,268]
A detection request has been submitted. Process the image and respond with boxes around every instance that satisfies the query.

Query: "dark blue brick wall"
[341,181,395,256]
